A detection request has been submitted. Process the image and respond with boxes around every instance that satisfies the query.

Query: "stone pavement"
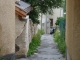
[17,34,65,60]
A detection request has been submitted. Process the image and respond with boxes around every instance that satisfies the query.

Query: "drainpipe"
[26,15,29,42]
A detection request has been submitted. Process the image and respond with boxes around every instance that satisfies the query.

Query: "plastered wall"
[15,14,26,39]
[15,16,38,58]
[48,8,63,28]
[66,0,80,60]
[0,0,15,56]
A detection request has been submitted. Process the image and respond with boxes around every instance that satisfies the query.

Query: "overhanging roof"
[15,1,33,17]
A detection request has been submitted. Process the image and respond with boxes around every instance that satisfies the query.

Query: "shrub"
[38,29,44,35]
[54,29,66,56]
[55,17,65,25]
[27,29,44,56]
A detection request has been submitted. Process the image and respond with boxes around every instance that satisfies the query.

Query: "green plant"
[55,18,60,25]
[55,17,65,25]
[54,29,66,56]
[29,8,40,24]
[27,29,44,56]
[25,0,63,24]
[38,29,44,35]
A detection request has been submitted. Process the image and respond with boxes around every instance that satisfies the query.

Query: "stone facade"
[15,15,38,58]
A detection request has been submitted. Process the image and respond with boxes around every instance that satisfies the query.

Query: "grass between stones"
[54,29,66,57]
[27,29,44,56]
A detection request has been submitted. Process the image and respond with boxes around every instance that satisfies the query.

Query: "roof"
[15,1,33,17]
[15,1,31,10]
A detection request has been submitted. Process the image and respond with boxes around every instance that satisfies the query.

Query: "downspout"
[26,15,29,42]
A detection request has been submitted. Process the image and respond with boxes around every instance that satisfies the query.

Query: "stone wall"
[0,0,15,60]
[15,14,26,39]
[15,16,38,58]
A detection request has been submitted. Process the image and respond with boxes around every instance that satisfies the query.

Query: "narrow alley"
[17,35,65,60]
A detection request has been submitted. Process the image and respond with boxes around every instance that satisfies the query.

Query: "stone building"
[48,8,63,28]
[38,8,63,34]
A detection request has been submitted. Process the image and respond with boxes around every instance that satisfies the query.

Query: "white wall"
[38,14,46,29]
[38,13,50,34]
[48,8,63,28]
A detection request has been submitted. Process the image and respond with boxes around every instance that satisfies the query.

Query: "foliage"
[58,17,65,39]
[54,29,66,56]
[27,29,44,56]
[55,17,65,25]
[55,18,60,25]
[54,17,66,56]
[25,0,63,24]
[62,0,66,12]
[29,7,40,24]
[38,29,44,35]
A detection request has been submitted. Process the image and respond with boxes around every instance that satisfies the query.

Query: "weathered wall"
[15,14,26,39]
[66,0,80,60]
[15,17,38,58]
[16,22,29,58]
[0,0,15,60]
[15,14,26,58]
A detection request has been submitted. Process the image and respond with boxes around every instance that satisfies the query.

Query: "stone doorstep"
[0,53,15,60]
